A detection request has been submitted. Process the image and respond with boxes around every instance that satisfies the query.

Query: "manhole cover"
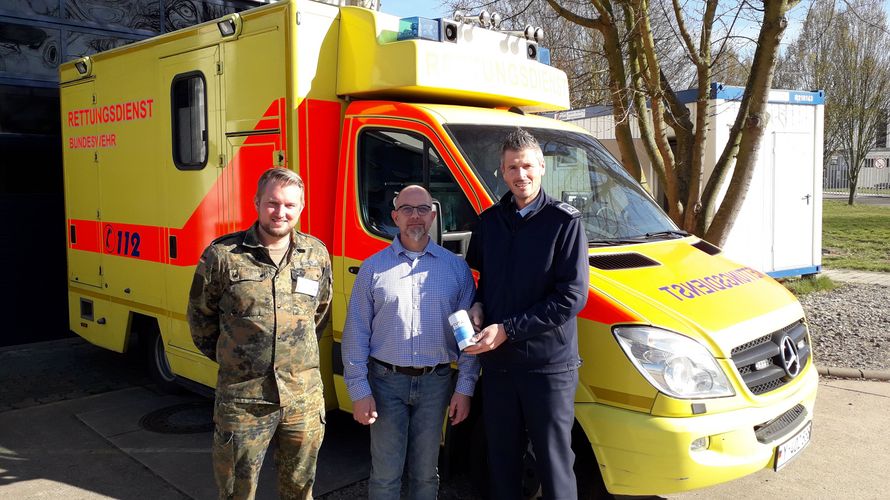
[139,401,213,434]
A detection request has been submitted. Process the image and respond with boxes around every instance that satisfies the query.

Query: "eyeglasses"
[396,204,432,216]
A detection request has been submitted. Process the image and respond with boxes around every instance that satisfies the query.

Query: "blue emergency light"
[398,17,440,41]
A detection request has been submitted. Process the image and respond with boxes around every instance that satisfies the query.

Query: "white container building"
[552,84,824,278]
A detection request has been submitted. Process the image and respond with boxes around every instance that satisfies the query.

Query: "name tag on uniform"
[296,277,319,297]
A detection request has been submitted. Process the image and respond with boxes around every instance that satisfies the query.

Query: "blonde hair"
[255,168,304,205]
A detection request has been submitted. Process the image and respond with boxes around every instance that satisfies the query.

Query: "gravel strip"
[800,283,890,372]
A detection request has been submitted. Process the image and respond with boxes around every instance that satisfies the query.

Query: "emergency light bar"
[396,15,553,64]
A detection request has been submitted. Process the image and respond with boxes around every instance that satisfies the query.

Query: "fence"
[824,154,890,197]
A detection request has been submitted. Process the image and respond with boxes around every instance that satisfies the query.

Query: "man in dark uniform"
[465,128,589,500]
[188,167,332,500]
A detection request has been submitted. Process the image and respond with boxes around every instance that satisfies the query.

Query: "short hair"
[255,168,304,205]
[501,128,542,157]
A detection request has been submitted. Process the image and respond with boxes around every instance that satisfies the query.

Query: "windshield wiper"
[589,230,689,246]
[639,230,689,240]
[589,238,645,247]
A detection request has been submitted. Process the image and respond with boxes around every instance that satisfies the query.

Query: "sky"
[378,0,449,19]
[373,0,886,51]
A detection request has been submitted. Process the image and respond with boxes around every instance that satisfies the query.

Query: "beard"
[259,221,293,239]
[405,225,428,242]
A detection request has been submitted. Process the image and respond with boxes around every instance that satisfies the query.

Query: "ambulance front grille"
[731,320,811,395]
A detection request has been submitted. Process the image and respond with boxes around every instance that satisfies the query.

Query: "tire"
[145,328,182,393]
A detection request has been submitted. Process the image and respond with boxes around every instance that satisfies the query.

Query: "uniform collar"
[500,189,550,219]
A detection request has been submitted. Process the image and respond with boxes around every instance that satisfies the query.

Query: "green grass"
[781,275,839,296]
[822,200,890,272]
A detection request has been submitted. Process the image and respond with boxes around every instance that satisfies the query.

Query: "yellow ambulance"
[60,0,817,496]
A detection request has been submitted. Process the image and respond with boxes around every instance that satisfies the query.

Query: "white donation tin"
[448,310,476,351]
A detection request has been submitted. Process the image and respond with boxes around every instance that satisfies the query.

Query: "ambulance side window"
[358,128,477,255]
[170,72,208,170]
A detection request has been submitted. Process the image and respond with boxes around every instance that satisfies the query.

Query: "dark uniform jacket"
[187,223,332,405]
[466,190,589,373]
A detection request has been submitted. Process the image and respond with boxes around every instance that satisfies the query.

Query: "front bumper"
[575,364,819,495]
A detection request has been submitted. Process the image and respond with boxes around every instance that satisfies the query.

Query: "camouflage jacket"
[187,223,332,406]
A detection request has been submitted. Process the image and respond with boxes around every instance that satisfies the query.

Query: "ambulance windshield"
[446,125,679,244]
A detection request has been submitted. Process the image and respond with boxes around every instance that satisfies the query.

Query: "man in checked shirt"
[342,185,480,500]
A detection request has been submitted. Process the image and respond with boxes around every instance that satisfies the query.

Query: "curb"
[817,366,890,381]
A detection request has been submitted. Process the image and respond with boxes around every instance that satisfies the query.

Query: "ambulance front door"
[332,115,483,410]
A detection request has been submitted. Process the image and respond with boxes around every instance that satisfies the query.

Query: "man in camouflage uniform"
[188,167,332,500]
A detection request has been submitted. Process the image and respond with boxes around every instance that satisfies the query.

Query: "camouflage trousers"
[212,394,325,500]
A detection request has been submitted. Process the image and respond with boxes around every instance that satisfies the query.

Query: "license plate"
[774,421,812,471]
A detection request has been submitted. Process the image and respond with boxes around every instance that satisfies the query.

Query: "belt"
[370,357,450,376]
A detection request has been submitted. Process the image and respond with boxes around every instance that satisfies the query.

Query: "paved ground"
[0,338,150,413]
[2,338,889,499]
[820,268,890,286]
[2,253,886,499]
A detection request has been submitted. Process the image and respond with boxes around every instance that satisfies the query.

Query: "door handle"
[802,194,811,205]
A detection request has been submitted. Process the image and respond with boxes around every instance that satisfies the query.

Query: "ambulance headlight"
[613,326,734,399]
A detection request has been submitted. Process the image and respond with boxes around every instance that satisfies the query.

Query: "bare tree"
[444,0,799,245]
[777,0,890,205]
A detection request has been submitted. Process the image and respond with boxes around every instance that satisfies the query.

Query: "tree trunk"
[705,1,797,246]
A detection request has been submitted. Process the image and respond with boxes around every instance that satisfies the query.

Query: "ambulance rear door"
[62,79,102,288]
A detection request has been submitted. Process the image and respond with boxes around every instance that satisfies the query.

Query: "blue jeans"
[367,361,453,500]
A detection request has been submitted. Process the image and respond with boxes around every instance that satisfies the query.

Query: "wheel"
[145,329,182,393]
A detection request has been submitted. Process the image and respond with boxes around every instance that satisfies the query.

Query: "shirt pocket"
[291,262,323,298]
[223,267,270,318]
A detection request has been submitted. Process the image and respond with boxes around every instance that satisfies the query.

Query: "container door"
[62,79,102,288]
[773,131,815,271]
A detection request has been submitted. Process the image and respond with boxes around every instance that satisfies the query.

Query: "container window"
[171,72,207,170]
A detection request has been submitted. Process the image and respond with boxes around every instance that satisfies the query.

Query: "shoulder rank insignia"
[555,202,582,218]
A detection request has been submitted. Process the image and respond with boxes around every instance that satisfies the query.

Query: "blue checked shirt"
[342,236,480,401]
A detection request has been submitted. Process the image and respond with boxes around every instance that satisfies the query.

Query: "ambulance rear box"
[59,0,817,495]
